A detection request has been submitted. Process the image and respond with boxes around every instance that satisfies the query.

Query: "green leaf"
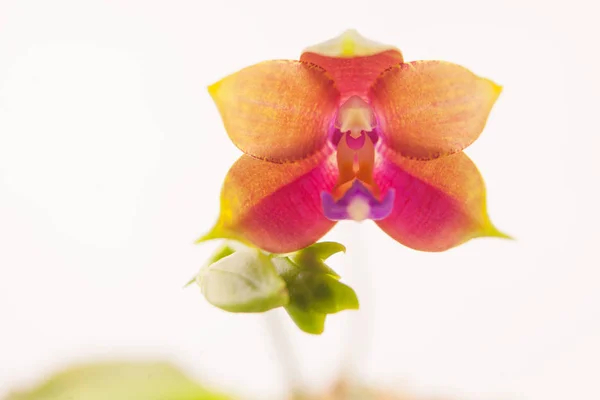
[6,361,231,400]
[302,241,347,260]
[289,241,346,278]
[275,255,358,334]
[198,249,289,313]
[284,303,326,335]
[270,256,300,280]
[191,240,356,335]
[288,271,359,315]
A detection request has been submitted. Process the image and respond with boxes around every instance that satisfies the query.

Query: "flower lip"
[321,180,395,221]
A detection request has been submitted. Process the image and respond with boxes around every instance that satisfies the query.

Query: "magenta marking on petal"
[367,129,379,145]
[346,131,366,150]
[330,129,344,146]
[321,180,395,221]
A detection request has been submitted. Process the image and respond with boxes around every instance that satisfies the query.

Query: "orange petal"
[370,61,502,160]
[209,60,339,162]
[374,149,509,252]
[201,153,338,253]
[301,30,403,100]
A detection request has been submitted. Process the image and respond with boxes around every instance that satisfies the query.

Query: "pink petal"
[201,153,338,253]
[374,149,509,252]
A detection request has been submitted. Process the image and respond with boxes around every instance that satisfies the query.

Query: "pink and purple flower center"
[321,96,395,221]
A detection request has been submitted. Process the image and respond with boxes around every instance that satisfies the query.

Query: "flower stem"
[265,311,305,399]
[340,222,371,383]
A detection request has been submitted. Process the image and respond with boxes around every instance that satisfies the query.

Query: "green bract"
[192,241,359,334]
[197,247,289,313]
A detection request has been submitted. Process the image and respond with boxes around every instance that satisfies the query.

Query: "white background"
[1,0,598,399]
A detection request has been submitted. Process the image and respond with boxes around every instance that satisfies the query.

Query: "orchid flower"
[201,30,509,254]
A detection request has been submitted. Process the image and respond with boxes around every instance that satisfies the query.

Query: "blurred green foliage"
[4,362,445,400]
[5,362,231,400]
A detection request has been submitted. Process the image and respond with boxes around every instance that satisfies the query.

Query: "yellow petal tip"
[485,79,503,96]
[195,225,226,244]
[303,29,398,58]
[196,223,249,247]
[207,79,223,99]
[493,83,503,96]
[483,224,514,241]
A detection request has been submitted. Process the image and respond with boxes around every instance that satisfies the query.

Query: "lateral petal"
[370,61,501,160]
[201,153,338,253]
[374,149,509,251]
[209,60,339,162]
